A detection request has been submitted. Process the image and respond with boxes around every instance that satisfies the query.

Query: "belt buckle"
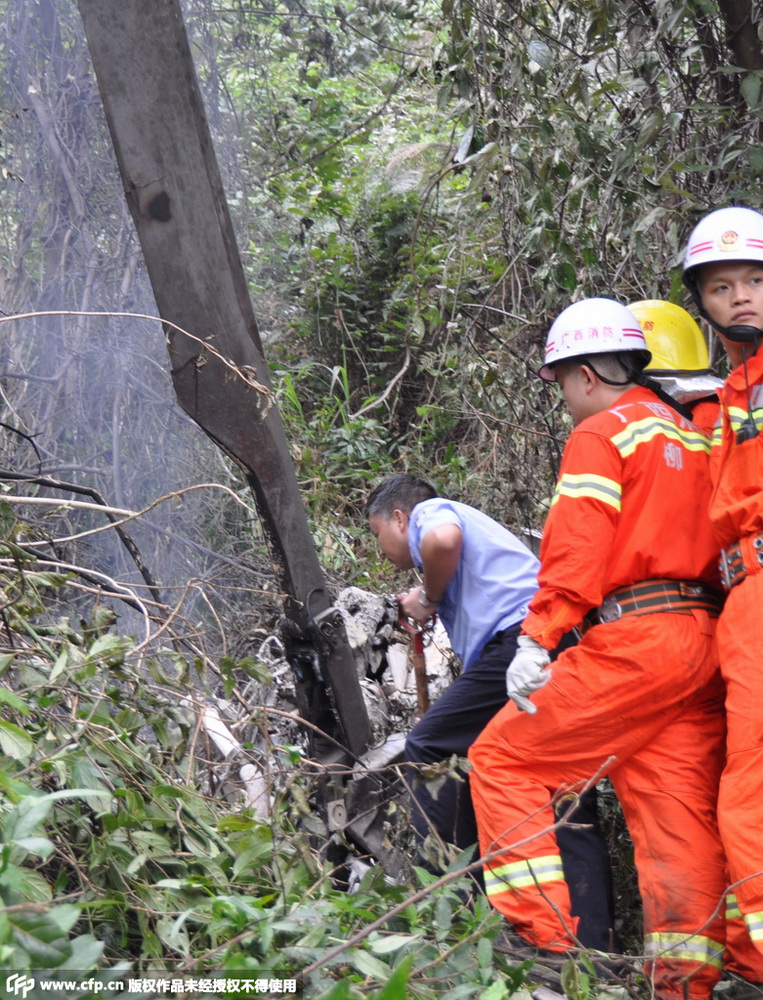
[598,594,622,623]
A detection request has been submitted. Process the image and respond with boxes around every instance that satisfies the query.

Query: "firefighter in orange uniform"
[468,298,729,999]
[682,206,763,985]
[631,296,763,992]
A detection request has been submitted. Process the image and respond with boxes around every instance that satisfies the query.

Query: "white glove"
[505,635,551,714]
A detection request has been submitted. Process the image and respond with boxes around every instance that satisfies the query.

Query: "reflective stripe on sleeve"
[611,417,711,457]
[726,892,742,920]
[726,405,763,435]
[644,932,724,969]
[550,473,622,511]
[484,854,565,897]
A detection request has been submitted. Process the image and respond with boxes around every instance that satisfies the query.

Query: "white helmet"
[682,206,763,292]
[682,206,763,343]
[539,298,651,381]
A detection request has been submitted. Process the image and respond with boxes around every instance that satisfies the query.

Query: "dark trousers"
[405,626,618,951]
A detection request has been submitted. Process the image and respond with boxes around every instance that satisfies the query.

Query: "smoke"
[0,0,278,652]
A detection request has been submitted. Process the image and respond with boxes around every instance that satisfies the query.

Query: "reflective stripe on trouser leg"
[725,893,763,982]
[604,631,727,999]
[469,613,724,969]
[644,932,724,972]
[481,851,576,949]
[484,854,565,897]
[468,719,578,949]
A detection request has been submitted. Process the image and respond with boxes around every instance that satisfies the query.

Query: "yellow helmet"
[627,300,710,375]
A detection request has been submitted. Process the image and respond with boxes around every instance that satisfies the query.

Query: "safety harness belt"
[586,578,724,627]
[720,531,763,590]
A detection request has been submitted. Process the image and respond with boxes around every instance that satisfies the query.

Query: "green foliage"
[0,505,548,996]
[226,0,763,557]
[273,361,395,488]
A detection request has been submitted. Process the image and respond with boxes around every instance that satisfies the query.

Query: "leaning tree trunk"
[76,0,371,758]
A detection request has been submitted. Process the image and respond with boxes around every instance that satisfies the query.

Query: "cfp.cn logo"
[5,975,35,998]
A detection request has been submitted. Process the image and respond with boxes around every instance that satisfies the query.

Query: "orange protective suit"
[469,386,730,999]
[709,347,763,963]
[690,396,723,439]
[689,394,763,982]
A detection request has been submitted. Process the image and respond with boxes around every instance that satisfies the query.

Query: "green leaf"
[50,645,77,682]
[741,73,762,109]
[434,894,453,931]
[0,653,19,674]
[8,909,72,966]
[349,947,393,980]
[633,207,667,234]
[87,633,128,660]
[0,863,53,903]
[368,933,418,954]
[70,758,112,809]
[527,40,552,70]
[12,837,55,859]
[310,983,355,1000]
[125,853,147,875]
[560,957,590,1000]
[0,720,34,762]
[57,932,105,971]
[375,955,414,998]
[554,260,578,293]
[0,688,30,716]
[130,830,174,857]
[3,789,111,842]
[479,982,511,999]
[477,934,493,968]
[156,913,191,956]
[26,571,71,590]
[88,606,118,632]
[43,904,81,935]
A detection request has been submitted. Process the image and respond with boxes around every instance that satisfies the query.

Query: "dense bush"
[0,504,558,997]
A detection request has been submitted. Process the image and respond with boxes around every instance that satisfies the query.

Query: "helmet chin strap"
[581,356,631,387]
[684,277,763,343]
[710,320,762,344]
[696,302,763,345]
[583,356,694,420]
[693,302,762,442]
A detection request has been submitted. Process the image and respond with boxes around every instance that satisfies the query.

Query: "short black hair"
[557,351,645,385]
[364,474,438,519]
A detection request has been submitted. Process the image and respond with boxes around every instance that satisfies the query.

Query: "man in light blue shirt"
[406,496,539,669]
[365,474,616,951]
